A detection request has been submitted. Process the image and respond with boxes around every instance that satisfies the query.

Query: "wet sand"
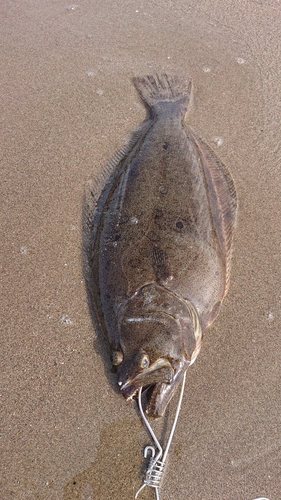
[1,1,280,499]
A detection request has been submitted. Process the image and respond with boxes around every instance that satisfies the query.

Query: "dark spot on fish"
[154,208,163,220]
[153,208,165,230]
[114,234,121,241]
[163,142,169,150]
[174,214,197,233]
[105,260,111,270]
[106,294,111,299]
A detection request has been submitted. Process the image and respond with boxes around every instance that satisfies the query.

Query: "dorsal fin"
[83,119,153,345]
[188,129,238,293]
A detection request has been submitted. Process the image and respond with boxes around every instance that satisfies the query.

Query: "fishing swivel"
[135,445,164,500]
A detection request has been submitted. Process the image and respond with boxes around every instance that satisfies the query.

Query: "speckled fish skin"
[90,74,237,417]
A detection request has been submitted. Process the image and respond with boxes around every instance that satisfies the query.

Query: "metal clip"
[135,371,186,500]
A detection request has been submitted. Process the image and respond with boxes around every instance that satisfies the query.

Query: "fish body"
[89,74,237,417]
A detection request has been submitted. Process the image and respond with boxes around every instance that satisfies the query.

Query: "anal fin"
[188,129,238,294]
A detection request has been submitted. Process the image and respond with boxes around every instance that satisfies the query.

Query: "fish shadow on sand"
[62,417,149,500]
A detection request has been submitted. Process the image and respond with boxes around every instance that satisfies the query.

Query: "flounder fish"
[88,74,237,417]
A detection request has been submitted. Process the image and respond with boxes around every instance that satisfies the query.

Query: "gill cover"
[115,283,202,416]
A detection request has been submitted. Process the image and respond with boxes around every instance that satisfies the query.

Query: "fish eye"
[111,350,123,366]
[138,353,150,369]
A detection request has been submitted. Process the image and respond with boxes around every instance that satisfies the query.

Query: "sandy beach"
[1,1,280,499]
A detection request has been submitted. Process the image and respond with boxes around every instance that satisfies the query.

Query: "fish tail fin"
[132,74,192,116]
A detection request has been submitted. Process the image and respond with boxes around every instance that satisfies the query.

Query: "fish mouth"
[120,358,174,400]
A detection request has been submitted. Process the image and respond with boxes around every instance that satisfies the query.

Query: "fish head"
[112,284,201,417]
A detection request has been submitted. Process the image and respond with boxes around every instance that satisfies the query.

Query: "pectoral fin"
[152,246,173,285]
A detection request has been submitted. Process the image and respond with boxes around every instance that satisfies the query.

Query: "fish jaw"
[119,358,174,400]
[146,360,189,417]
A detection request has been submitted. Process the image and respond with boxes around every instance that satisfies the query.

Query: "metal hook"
[144,446,156,459]
[135,371,187,500]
